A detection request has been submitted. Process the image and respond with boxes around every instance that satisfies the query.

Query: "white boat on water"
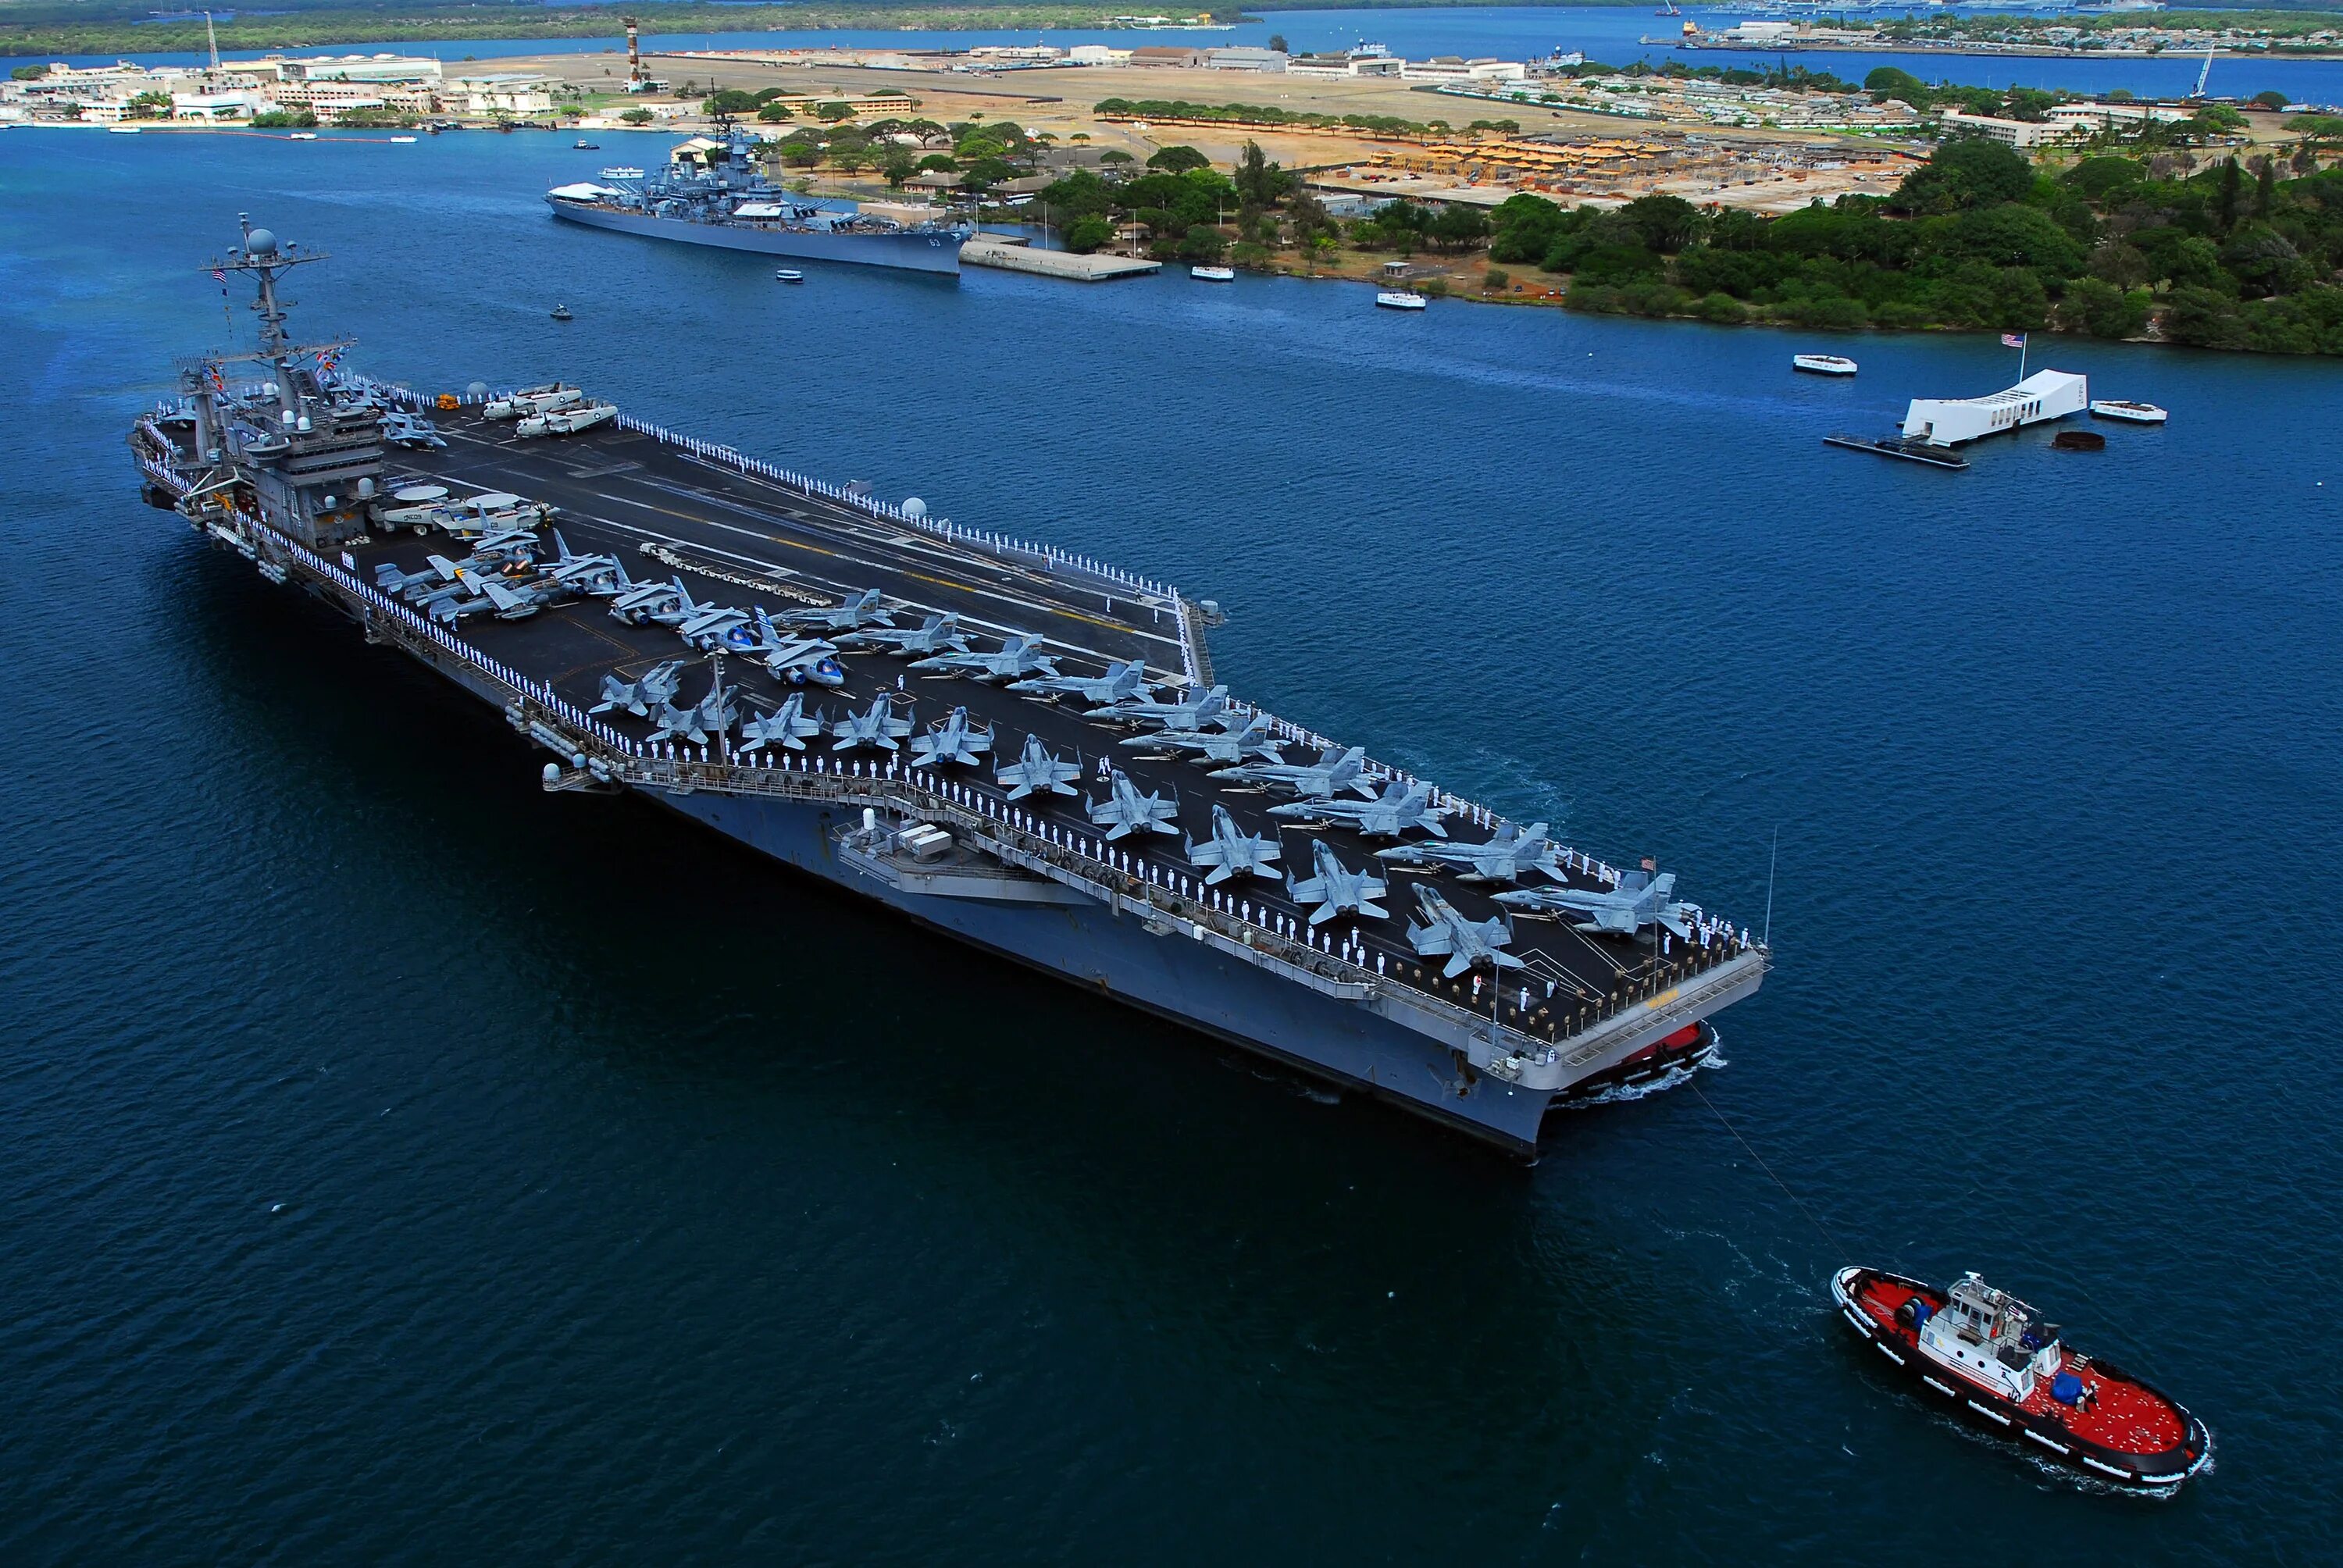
[390,134,418,144]
[1375,290,1428,312]
[2090,399,2167,425]
[774,269,804,283]
[107,124,144,135]
[1190,265,1235,282]
[1793,353,1857,376]
[289,131,318,141]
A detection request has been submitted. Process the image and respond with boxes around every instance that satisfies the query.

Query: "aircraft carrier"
[128,220,1770,1156]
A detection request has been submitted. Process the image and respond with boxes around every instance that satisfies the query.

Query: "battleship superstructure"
[547,128,969,275]
[129,222,1771,1156]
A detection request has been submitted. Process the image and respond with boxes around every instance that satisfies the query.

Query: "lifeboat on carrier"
[1831,1267,2210,1490]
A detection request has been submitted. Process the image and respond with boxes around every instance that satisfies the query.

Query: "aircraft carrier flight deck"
[130,222,1770,1156]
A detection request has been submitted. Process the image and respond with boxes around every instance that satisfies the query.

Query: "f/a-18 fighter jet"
[909,706,994,768]
[1405,886,1524,977]
[1184,804,1282,885]
[592,660,686,717]
[781,588,892,633]
[830,695,915,752]
[995,735,1082,799]
[842,611,968,657]
[747,610,845,686]
[1270,779,1447,839]
[1098,682,1227,730]
[609,574,687,626]
[380,409,446,450]
[1285,839,1389,926]
[1211,745,1375,801]
[740,693,825,754]
[911,633,1060,682]
[1007,658,1152,706]
[1494,868,1694,940]
[470,570,575,621]
[373,555,458,597]
[1087,768,1180,839]
[544,530,622,595]
[1379,821,1563,884]
[673,588,755,653]
[1121,713,1282,767]
[652,678,738,747]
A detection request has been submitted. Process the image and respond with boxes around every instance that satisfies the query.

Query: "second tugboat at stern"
[1833,1267,2210,1490]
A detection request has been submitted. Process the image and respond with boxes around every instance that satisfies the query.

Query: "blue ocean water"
[67,5,2343,102]
[2,127,2339,1561]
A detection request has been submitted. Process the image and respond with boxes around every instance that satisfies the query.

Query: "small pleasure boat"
[575,140,601,150]
[390,134,417,144]
[1375,290,1428,312]
[774,269,804,283]
[288,131,319,141]
[1832,1267,2210,1491]
[1190,265,1235,282]
[1793,353,1859,376]
[2090,399,2168,424]
[550,304,573,322]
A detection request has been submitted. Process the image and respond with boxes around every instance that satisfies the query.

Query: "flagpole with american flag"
[2002,330,2027,381]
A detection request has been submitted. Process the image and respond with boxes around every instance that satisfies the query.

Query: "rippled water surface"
[2,129,2339,1563]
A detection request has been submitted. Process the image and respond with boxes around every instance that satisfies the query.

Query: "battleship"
[547,127,970,276]
[128,220,1771,1156]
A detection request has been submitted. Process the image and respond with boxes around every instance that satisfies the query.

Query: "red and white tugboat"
[1832,1267,2210,1490]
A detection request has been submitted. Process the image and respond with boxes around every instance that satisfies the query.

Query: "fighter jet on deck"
[652,677,738,747]
[995,735,1082,800]
[673,589,754,652]
[1285,839,1389,926]
[471,569,574,621]
[1211,745,1376,801]
[909,706,993,768]
[591,660,686,717]
[1378,821,1564,884]
[373,556,458,597]
[544,530,622,594]
[1404,886,1523,977]
[831,695,915,752]
[1494,868,1694,939]
[781,588,893,633]
[747,610,845,686]
[1184,805,1282,885]
[1120,713,1283,767]
[740,693,825,754]
[911,633,1060,682]
[381,409,446,450]
[843,612,969,657]
[1098,683,1228,730]
[1269,779,1447,839]
[1087,769,1180,840]
[610,574,687,626]
[1008,659,1153,705]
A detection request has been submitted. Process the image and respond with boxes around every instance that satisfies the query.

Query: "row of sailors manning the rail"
[366,528,1749,971]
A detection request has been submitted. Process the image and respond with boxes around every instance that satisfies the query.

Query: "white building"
[1400,57,1527,84]
[1938,109,2063,148]
[171,87,273,120]
[451,74,553,116]
[1903,369,2089,446]
[2044,101,2191,133]
[1205,47,1288,72]
[1067,45,1132,66]
[277,53,444,85]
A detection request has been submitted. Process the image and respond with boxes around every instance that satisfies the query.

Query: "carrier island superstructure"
[128,223,1770,1156]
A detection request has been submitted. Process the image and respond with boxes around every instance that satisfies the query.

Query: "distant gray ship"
[547,128,968,276]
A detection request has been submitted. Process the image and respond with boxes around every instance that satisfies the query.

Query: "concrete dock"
[961,238,1162,282]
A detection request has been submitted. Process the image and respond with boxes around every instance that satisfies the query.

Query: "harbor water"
[2,128,2339,1561]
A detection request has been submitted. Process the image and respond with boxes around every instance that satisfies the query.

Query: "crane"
[2192,41,2215,101]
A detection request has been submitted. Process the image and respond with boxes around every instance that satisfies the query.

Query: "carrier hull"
[548,198,965,275]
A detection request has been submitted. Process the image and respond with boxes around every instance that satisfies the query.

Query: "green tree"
[2058,277,2150,339]
[1147,144,1210,174]
[620,108,652,127]
[757,102,793,123]
[883,153,916,189]
[1232,140,1292,208]
[1064,215,1114,254]
[1892,137,2035,214]
[816,102,854,123]
[1099,150,1134,168]
[1619,193,1703,253]
[2217,156,2244,232]
[2254,90,2290,110]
